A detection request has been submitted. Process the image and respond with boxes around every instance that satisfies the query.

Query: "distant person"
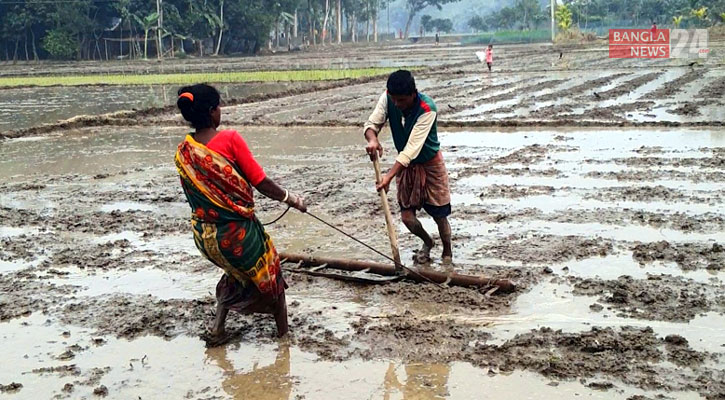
[174,84,307,345]
[435,32,440,46]
[363,70,453,265]
[651,22,658,42]
[485,44,493,72]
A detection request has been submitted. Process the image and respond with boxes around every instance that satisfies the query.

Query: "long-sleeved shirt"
[363,91,438,167]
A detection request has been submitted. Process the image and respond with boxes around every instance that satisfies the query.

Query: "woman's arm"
[255,177,307,212]
[227,131,307,212]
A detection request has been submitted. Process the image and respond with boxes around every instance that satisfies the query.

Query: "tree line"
[467,0,725,33]
[0,0,459,61]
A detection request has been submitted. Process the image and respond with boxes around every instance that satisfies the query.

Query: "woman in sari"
[174,84,306,344]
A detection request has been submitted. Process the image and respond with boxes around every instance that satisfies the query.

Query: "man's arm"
[364,92,388,160]
[376,110,437,192]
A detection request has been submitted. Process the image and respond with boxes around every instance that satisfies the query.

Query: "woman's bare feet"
[274,292,289,338]
[203,302,231,347]
[203,328,232,348]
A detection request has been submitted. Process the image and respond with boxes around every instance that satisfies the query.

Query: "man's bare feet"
[412,240,434,264]
[441,254,453,265]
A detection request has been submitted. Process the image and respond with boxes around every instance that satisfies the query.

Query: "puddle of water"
[88,230,198,256]
[475,194,722,216]
[454,76,553,117]
[46,266,214,300]
[420,216,722,244]
[0,259,30,274]
[0,226,41,237]
[0,315,706,400]
[559,254,720,284]
[446,127,725,155]
[0,254,47,274]
[459,173,725,192]
[99,202,157,212]
[487,281,725,355]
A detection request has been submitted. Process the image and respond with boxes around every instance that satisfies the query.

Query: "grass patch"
[0,68,400,88]
[461,29,551,45]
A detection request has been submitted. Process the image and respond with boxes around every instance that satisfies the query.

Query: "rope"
[305,211,438,284]
[261,205,291,226]
[258,204,438,284]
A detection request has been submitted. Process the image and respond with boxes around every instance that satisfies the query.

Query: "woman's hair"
[176,84,221,130]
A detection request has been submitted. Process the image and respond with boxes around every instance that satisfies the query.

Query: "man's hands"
[376,173,394,193]
[364,128,383,161]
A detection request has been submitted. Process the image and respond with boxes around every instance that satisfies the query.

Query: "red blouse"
[206,129,266,186]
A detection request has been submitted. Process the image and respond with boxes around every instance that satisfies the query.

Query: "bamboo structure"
[280,252,516,293]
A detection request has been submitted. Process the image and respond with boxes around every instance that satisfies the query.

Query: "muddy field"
[1,42,724,399]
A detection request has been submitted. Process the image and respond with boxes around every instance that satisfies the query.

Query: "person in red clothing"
[174,84,306,346]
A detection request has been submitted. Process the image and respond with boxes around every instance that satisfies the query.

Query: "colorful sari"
[175,134,284,313]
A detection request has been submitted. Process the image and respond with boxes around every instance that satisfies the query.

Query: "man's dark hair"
[386,70,416,96]
[177,84,221,130]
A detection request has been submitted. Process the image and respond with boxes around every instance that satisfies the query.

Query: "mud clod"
[0,383,23,393]
[93,385,108,397]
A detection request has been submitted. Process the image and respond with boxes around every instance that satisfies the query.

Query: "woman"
[174,84,306,344]
[485,44,493,72]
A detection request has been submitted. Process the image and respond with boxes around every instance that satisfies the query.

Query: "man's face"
[389,93,417,112]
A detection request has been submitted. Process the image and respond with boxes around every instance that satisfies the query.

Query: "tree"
[42,29,77,59]
[555,4,573,31]
[468,15,487,32]
[515,0,544,30]
[432,18,453,33]
[420,15,433,35]
[215,0,225,55]
[402,0,460,38]
[133,12,159,59]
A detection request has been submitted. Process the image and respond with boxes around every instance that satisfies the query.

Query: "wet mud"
[1,42,724,399]
[571,274,725,322]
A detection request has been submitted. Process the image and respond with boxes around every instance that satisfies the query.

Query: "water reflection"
[383,362,451,399]
[207,341,293,400]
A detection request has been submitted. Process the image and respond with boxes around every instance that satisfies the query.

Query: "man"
[363,70,453,264]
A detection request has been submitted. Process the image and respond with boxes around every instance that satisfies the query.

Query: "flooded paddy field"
[0,82,320,132]
[1,42,724,399]
[1,125,723,399]
[6,42,723,140]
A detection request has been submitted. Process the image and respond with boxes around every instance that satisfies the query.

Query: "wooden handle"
[373,157,402,271]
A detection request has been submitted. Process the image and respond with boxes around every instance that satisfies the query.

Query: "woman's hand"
[286,193,307,213]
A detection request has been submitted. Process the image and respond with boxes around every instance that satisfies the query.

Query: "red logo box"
[609,29,670,58]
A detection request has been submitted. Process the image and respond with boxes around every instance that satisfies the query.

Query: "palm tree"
[555,4,572,32]
[690,7,708,27]
[200,7,222,55]
[133,12,159,59]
